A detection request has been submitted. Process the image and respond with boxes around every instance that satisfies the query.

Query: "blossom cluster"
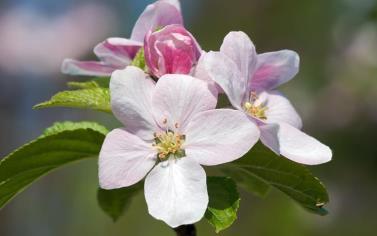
[63,0,332,228]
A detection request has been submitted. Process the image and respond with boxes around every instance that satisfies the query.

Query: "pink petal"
[277,123,332,165]
[94,38,143,67]
[61,59,118,76]
[201,51,246,109]
[184,109,260,166]
[110,66,157,140]
[131,0,183,42]
[144,24,201,77]
[220,31,258,82]
[144,157,208,227]
[257,90,302,129]
[161,0,181,10]
[99,128,157,189]
[251,50,299,91]
[152,74,217,132]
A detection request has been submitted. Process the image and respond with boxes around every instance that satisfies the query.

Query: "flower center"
[153,130,185,161]
[243,92,268,120]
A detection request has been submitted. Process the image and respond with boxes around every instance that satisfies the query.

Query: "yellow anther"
[244,102,253,110]
[153,130,185,161]
[244,101,268,120]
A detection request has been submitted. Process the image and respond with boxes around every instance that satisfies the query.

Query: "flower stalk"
[173,224,196,236]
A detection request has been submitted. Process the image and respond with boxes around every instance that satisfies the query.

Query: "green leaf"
[0,121,108,209]
[33,88,111,113]
[131,48,147,71]
[43,121,108,136]
[68,81,101,89]
[221,167,270,198]
[68,77,110,89]
[205,176,240,233]
[221,142,329,215]
[97,182,142,222]
[90,77,110,88]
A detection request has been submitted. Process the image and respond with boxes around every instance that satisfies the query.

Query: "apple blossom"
[199,31,332,165]
[144,24,201,78]
[61,0,183,76]
[99,66,260,227]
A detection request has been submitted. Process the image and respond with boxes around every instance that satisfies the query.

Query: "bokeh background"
[0,0,376,235]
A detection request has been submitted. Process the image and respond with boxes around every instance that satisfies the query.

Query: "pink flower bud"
[144,24,201,77]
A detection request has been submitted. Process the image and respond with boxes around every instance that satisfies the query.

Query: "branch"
[173,224,196,236]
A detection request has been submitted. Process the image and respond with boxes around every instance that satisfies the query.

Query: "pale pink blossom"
[62,0,183,76]
[99,66,260,227]
[199,31,332,165]
[144,24,201,77]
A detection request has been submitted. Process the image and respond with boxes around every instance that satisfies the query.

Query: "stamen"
[244,94,268,120]
[244,102,253,110]
[152,130,186,161]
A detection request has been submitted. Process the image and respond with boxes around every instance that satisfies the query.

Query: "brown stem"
[173,224,196,236]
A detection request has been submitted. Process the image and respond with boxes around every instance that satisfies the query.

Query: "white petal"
[220,31,258,81]
[194,52,213,84]
[110,66,157,140]
[201,51,246,109]
[99,128,157,189]
[277,123,332,165]
[257,90,302,129]
[251,50,299,91]
[184,109,260,166]
[144,157,208,228]
[194,52,225,93]
[152,74,217,132]
[259,123,280,155]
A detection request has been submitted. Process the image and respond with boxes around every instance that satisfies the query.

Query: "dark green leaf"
[221,167,270,197]
[221,142,329,215]
[97,182,143,222]
[205,176,240,233]
[0,121,108,209]
[33,88,111,113]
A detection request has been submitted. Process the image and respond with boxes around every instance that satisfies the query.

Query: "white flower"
[99,66,260,227]
[198,31,332,165]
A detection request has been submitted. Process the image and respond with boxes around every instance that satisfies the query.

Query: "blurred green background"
[0,0,377,235]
